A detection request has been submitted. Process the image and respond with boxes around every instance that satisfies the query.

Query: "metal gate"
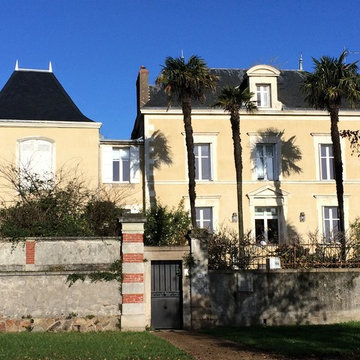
[151,261,183,329]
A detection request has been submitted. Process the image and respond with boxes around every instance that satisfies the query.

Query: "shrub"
[0,165,125,239]
[84,198,124,236]
[144,200,190,246]
[208,229,239,270]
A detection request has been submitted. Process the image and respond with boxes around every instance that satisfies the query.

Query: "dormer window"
[256,85,271,108]
[247,65,281,110]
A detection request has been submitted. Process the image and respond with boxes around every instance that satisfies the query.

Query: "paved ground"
[154,330,286,360]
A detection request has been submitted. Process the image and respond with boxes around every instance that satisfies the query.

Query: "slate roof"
[0,70,93,122]
[144,68,308,110]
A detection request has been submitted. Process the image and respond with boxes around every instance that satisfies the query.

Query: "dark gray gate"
[151,261,182,329]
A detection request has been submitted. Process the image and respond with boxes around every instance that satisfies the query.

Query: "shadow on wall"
[250,127,302,243]
[146,130,173,207]
[210,270,360,326]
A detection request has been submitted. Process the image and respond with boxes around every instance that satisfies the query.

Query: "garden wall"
[209,269,360,326]
[0,238,122,332]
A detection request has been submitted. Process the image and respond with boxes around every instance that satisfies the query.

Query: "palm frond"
[301,50,360,111]
[156,55,218,106]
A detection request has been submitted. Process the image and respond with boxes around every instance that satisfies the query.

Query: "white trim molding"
[247,185,289,242]
[311,133,346,181]
[313,194,350,238]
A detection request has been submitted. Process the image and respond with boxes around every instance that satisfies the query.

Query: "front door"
[151,261,182,329]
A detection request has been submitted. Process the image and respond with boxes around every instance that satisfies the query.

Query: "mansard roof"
[143,68,308,110]
[0,69,93,122]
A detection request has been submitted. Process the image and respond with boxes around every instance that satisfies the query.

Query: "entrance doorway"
[151,260,183,329]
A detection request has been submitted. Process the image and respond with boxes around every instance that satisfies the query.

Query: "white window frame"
[248,133,281,181]
[322,206,340,242]
[101,144,140,184]
[184,133,218,182]
[112,147,130,182]
[255,143,277,181]
[254,206,280,244]
[182,195,220,232]
[314,194,349,240]
[320,144,334,180]
[196,206,213,231]
[256,84,271,108]
[311,133,346,181]
[194,143,211,181]
[17,137,55,180]
[247,185,289,243]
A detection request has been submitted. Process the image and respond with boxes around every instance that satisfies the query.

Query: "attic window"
[256,85,271,108]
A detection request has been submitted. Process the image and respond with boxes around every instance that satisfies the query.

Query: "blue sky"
[0,0,359,139]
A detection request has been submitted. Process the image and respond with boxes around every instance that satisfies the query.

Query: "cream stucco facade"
[133,64,360,243]
[0,67,143,212]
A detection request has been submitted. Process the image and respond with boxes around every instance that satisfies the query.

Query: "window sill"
[104,181,131,184]
[195,179,214,183]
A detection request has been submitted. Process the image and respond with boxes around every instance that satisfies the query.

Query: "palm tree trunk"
[182,96,197,228]
[329,107,346,261]
[230,113,244,242]
[230,112,246,268]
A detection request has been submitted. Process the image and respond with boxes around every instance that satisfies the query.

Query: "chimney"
[136,66,149,114]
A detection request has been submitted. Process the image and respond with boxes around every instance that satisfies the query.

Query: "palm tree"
[214,85,256,245]
[156,55,217,228]
[302,51,360,259]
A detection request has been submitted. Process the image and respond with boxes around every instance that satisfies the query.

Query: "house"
[0,63,143,212]
[131,63,360,242]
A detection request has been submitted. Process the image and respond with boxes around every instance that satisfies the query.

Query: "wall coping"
[210,268,360,274]
[144,246,190,252]
[0,237,121,243]
[119,214,146,223]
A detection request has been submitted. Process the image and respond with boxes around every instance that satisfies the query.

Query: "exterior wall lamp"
[232,212,238,223]
[299,212,306,222]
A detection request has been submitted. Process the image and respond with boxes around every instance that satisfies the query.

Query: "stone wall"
[209,269,360,326]
[0,238,121,332]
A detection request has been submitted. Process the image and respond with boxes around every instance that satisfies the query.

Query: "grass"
[0,331,192,360]
[205,321,360,358]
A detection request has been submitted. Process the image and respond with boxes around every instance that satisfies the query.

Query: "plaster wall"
[0,123,100,203]
[209,269,360,326]
[144,111,360,237]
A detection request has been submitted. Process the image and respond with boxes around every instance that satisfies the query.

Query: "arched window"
[19,138,54,179]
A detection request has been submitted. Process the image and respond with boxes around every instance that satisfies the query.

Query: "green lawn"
[205,321,360,358]
[0,331,192,360]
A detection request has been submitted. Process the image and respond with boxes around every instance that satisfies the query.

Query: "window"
[112,147,130,182]
[196,207,213,231]
[194,144,211,181]
[101,144,140,184]
[19,139,54,180]
[256,84,271,107]
[255,144,276,180]
[323,206,340,242]
[254,207,279,244]
[320,144,334,180]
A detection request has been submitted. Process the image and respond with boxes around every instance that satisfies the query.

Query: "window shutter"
[20,140,35,170]
[130,145,140,183]
[33,140,52,177]
[102,145,113,183]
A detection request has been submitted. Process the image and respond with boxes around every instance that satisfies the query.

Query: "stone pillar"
[119,214,146,331]
[190,233,215,328]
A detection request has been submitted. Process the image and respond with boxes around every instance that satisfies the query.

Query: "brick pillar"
[26,240,35,265]
[119,214,146,331]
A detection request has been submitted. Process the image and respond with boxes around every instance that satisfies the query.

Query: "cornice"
[141,108,360,117]
[0,119,102,129]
